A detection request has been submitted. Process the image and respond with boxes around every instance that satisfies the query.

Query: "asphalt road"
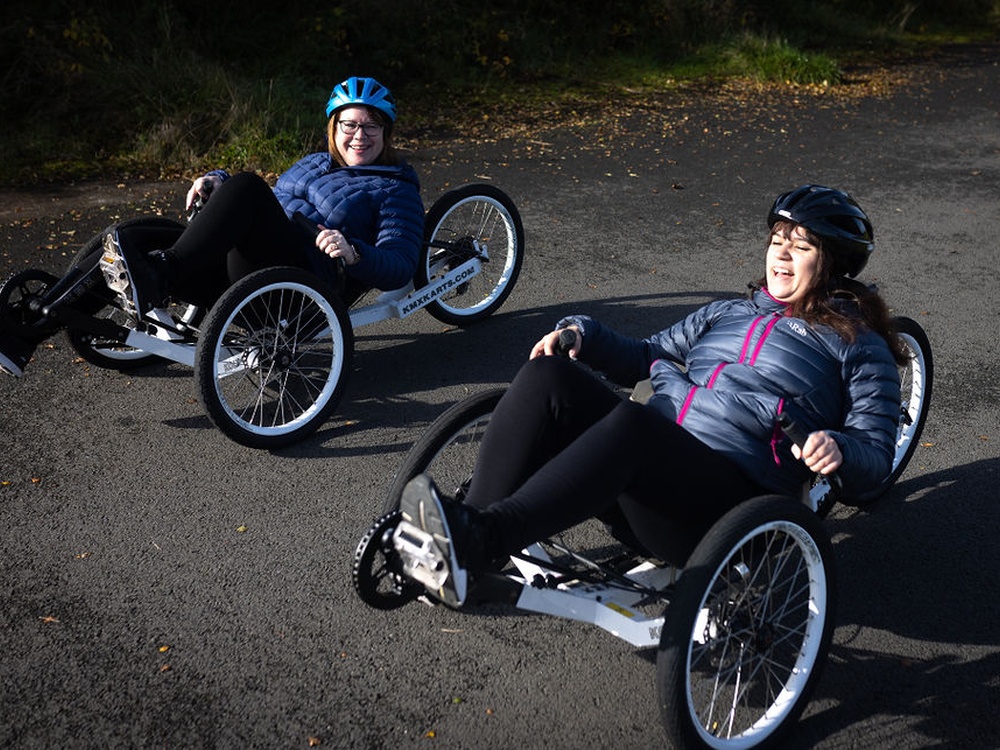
[2,45,999,749]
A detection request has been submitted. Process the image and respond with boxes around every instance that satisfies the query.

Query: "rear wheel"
[658,496,835,749]
[848,316,933,506]
[418,185,523,326]
[195,267,352,449]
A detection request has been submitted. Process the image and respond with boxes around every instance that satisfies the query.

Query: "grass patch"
[719,35,842,85]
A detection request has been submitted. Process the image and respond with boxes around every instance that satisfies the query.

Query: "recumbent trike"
[0,184,523,449]
[353,318,932,749]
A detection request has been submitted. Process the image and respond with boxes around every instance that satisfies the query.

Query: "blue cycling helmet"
[325,76,397,122]
[768,184,874,277]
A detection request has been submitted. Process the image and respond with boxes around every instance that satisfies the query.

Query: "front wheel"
[418,185,524,326]
[195,267,353,449]
[657,496,836,750]
[0,269,58,337]
[383,388,505,513]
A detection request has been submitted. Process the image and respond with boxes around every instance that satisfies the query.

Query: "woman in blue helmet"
[182,75,423,301]
[393,185,908,608]
[0,76,423,377]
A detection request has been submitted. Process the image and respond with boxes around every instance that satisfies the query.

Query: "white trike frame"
[3,183,524,448]
[111,251,488,368]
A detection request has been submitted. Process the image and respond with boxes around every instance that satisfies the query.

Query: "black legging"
[62,172,314,310]
[157,172,315,304]
[102,172,366,308]
[465,356,766,562]
[39,173,344,336]
[174,173,310,275]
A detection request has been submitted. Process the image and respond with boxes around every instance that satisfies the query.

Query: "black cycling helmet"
[768,184,874,277]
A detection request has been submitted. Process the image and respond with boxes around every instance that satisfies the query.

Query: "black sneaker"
[98,230,166,316]
[0,333,36,377]
[393,474,484,608]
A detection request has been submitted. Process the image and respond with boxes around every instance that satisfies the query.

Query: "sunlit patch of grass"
[717,35,842,85]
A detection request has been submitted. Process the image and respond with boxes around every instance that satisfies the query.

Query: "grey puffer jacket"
[559,288,901,497]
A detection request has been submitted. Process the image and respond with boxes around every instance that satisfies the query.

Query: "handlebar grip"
[292,211,322,238]
[778,413,842,492]
[555,328,578,357]
[187,196,203,222]
[777,412,809,448]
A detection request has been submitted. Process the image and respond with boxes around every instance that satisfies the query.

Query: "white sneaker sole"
[393,476,468,607]
[98,232,141,315]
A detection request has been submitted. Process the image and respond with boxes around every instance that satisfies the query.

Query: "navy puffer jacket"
[231,152,423,290]
[559,288,901,497]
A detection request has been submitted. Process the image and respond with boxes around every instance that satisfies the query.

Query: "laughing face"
[332,106,385,167]
[766,223,822,305]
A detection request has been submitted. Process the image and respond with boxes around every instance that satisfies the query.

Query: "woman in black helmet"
[395,184,908,608]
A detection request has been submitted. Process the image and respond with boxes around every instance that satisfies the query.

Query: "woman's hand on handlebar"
[315,226,361,266]
[791,431,843,476]
[185,174,224,211]
[530,327,580,360]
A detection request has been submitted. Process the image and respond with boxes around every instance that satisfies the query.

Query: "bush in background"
[1,0,996,183]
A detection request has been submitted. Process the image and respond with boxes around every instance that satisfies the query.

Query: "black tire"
[0,269,59,337]
[382,388,506,513]
[417,185,524,326]
[195,266,353,449]
[658,496,836,750]
[846,316,933,506]
[353,510,423,610]
[64,218,188,370]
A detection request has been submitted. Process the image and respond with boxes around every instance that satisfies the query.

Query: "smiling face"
[766,222,823,305]
[332,106,385,167]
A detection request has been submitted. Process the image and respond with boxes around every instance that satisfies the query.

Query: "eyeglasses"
[337,120,384,136]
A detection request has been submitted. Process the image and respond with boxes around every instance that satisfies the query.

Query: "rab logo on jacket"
[787,320,808,337]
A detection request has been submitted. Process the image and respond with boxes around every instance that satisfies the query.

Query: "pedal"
[392,520,450,591]
[98,232,138,315]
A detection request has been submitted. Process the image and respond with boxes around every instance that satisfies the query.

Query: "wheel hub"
[0,269,59,336]
[274,348,293,369]
[239,326,299,372]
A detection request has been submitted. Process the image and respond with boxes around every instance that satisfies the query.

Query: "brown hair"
[757,220,908,365]
[327,106,400,167]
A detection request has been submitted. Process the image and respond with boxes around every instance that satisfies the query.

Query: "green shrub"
[1,0,995,183]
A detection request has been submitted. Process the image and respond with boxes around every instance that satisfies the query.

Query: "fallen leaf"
[39,615,59,624]
[236,525,248,533]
